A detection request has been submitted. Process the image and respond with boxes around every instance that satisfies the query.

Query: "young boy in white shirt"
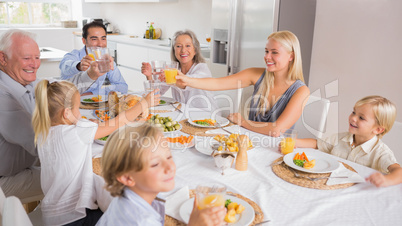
[296,96,402,187]
[97,123,226,226]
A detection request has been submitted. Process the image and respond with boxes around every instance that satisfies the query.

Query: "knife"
[170,103,183,113]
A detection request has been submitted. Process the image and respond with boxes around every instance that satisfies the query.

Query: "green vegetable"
[195,121,210,126]
[293,159,306,167]
[83,98,94,102]
[98,136,109,141]
[225,199,232,208]
[159,100,166,104]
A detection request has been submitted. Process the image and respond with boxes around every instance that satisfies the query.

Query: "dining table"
[81,100,402,226]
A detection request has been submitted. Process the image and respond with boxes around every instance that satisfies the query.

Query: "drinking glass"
[205,34,211,48]
[280,129,297,155]
[150,60,166,81]
[213,151,235,175]
[87,47,110,73]
[195,183,226,210]
[143,80,161,95]
[164,62,179,84]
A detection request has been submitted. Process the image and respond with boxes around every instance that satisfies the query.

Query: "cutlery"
[170,103,183,113]
[255,220,271,225]
[270,161,283,167]
[215,121,232,135]
[288,167,348,181]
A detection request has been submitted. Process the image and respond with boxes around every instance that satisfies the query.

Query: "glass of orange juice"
[280,129,297,155]
[164,62,179,84]
[196,184,226,210]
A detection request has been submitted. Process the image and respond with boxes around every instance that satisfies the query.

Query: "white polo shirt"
[317,132,398,174]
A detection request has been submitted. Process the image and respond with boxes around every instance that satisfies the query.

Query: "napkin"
[165,186,190,222]
[326,163,366,185]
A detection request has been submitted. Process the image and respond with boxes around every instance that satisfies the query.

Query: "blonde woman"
[31,80,159,225]
[176,30,310,136]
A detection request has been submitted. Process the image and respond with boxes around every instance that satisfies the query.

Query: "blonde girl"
[32,80,159,226]
[176,30,310,136]
[97,123,226,226]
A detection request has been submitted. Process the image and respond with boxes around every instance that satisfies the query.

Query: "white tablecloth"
[83,105,402,225]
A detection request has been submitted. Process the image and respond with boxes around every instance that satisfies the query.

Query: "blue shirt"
[96,188,165,226]
[59,46,128,95]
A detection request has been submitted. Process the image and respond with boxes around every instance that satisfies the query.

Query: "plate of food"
[158,96,175,106]
[165,135,195,150]
[81,95,107,104]
[179,196,254,225]
[195,134,254,155]
[187,116,229,128]
[283,151,340,173]
[93,110,111,122]
[94,135,109,145]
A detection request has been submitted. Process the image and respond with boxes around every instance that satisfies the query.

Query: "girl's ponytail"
[32,80,51,145]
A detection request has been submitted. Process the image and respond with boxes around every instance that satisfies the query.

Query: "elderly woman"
[141,30,217,111]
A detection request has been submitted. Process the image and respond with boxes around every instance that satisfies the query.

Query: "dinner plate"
[94,138,107,145]
[162,123,182,134]
[81,95,107,104]
[158,96,175,106]
[195,137,255,156]
[179,196,254,225]
[166,137,195,150]
[93,110,111,122]
[187,116,229,128]
[283,151,340,173]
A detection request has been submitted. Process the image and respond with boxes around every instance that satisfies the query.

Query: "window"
[0,0,72,27]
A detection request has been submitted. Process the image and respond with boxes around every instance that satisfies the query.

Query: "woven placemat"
[80,102,108,110]
[150,103,182,113]
[165,190,264,226]
[272,157,357,190]
[179,119,235,137]
[93,158,102,176]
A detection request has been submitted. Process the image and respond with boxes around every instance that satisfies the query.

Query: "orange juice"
[88,53,95,61]
[280,137,295,154]
[165,68,178,84]
[198,194,225,210]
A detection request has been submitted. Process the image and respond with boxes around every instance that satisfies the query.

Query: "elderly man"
[59,21,128,95]
[0,29,94,199]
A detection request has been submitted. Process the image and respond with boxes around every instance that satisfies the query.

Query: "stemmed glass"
[213,150,235,175]
[205,34,211,48]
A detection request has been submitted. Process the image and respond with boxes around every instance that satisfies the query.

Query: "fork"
[215,121,232,135]
[288,167,348,181]
[170,102,183,113]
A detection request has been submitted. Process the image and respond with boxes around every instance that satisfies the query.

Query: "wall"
[95,0,212,42]
[0,28,79,52]
[309,0,402,136]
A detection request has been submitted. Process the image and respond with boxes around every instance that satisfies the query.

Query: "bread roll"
[108,91,119,118]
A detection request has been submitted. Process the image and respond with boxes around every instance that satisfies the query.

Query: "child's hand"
[175,71,187,89]
[175,72,191,87]
[188,196,226,226]
[366,172,389,187]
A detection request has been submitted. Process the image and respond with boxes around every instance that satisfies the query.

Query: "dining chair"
[294,95,330,139]
[382,121,402,163]
[2,196,33,226]
[213,88,243,117]
[0,187,5,226]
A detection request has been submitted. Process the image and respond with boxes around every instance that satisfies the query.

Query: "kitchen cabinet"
[117,65,145,92]
[85,0,177,2]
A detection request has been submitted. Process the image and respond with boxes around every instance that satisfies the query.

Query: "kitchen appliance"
[210,0,317,113]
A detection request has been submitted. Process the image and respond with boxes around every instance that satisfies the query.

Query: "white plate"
[94,138,107,145]
[179,196,254,225]
[158,96,175,106]
[187,116,229,128]
[166,137,195,150]
[195,137,255,156]
[81,95,107,104]
[283,151,340,173]
[93,110,110,122]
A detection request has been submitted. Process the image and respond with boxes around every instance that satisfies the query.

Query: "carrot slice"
[301,152,309,162]
[187,135,194,143]
[293,153,300,160]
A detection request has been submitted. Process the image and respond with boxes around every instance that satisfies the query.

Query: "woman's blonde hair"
[32,80,78,145]
[102,123,162,197]
[355,96,397,138]
[255,30,304,115]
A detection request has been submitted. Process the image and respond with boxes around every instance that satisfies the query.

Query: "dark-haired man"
[60,21,128,95]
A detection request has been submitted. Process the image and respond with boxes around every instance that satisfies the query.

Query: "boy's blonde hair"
[102,123,161,197]
[355,95,397,138]
[32,80,78,145]
[255,30,304,115]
